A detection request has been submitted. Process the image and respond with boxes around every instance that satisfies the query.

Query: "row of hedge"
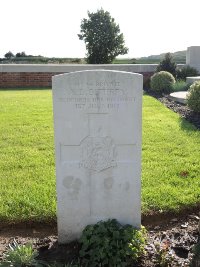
[150,71,200,113]
[147,53,200,113]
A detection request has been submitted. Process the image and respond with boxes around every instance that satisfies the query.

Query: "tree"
[16,51,26,57]
[4,51,14,59]
[156,53,177,77]
[78,9,128,64]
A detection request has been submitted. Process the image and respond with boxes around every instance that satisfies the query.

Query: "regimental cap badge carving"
[80,136,117,172]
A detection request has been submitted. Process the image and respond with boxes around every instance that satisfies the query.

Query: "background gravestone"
[52,70,143,243]
[186,46,200,72]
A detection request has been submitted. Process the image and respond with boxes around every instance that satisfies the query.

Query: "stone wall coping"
[0,64,185,73]
[0,64,160,73]
[186,76,200,84]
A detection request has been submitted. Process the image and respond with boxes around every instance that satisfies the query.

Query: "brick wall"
[0,72,63,88]
[0,71,154,88]
[0,63,187,88]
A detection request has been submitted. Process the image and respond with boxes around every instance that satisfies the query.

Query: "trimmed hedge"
[150,71,175,93]
[187,81,200,113]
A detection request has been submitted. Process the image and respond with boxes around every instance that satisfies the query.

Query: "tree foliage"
[78,9,128,64]
[4,51,14,59]
[156,53,177,77]
[16,51,26,57]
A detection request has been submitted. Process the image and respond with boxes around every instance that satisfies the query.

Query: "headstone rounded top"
[52,69,143,81]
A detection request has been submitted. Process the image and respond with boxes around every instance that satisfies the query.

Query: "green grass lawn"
[142,95,200,213]
[0,89,199,223]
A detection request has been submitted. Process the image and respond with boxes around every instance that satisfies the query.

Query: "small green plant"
[79,219,146,267]
[150,71,175,93]
[176,65,199,81]
[143,76,151,90]
[153,239,174,267]
[172,80,190,92]
[156,53,177,77]
[187,81,200,113]
[0,239,44,267]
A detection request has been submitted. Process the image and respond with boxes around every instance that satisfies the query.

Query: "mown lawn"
[142,95,200,213]
[0,89,199,223]
[0,89,55,222]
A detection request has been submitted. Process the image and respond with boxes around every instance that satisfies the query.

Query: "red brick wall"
[0,72,154,88]
[0,72,63,88]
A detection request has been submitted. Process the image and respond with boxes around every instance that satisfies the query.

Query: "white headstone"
[52,70,143,243]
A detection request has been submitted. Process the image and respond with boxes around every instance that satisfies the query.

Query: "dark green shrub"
[79,219,146,267]
[150,71,175,93]
[143,76,151,90]
[156,53,177,77]
[172,80,190,92]
[187,81,200,113]
[190,242,200,267]
[176,65,199,81]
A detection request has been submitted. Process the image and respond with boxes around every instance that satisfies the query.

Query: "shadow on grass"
[0,87,51,91]
[142,202,200,226]
[179,117,199,132]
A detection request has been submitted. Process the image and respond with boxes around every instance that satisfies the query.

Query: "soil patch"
[0,214,199,266]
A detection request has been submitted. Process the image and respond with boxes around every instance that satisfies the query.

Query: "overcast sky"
[1,0,199,58]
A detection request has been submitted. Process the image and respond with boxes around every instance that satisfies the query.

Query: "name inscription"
[59,80,136,110]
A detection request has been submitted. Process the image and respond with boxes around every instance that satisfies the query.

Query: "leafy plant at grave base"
[156,53,177,77]
[79,219,146,267]
[187,81,200,113]
[150,71,176,94]
[176,65,199,81]
[172,80,190,92]
[0,239,45,267]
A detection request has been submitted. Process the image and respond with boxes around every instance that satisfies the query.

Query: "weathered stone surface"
[186,46,200,72]
[186,76,200,84]
[52,70,143,243]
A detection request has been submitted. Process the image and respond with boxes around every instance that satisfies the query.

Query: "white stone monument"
[52,70,143,243]
[186,46,200,72]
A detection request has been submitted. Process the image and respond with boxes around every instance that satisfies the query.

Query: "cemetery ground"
[0,89,200,266]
